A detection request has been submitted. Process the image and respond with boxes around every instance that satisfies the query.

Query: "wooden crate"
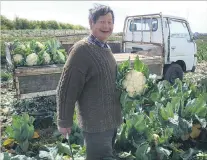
[13,65,63,99]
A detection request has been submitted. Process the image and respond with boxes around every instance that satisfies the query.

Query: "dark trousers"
[83,128,117,160]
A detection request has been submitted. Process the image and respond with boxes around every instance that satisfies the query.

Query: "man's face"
[90,13,114,42]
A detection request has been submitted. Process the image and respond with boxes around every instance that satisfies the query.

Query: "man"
[56,4,122,160]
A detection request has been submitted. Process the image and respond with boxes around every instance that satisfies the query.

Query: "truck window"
[129,18,158,32]
[169,20,190,39]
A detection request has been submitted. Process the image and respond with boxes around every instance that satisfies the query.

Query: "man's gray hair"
[89,4,114,24]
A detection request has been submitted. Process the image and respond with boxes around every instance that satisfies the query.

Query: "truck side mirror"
[187,35,195,42]
[192,35,198,40]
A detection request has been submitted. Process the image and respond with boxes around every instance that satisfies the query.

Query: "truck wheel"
[164,64,183,84]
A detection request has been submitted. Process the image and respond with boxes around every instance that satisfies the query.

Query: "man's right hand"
[58,127,71,138]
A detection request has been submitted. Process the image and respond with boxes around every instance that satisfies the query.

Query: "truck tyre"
[164,64,183,84]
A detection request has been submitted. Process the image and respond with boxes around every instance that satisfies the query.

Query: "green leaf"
[135,142,150,160]
[170,97,181,113]
[118,124,127,143]
[5,126,14,138]
[39,149,58,159]
[160,103,174,121]
[120,91,135,116]
[20,125,29,141]
[134,115,147,132]
[150,92,160,103]
[57,142,71,156]
[168,115,192,139]
[27,125,35,140]
[120,91,128,106]
[184,96,207,118]
[133,56,149,77]
[156,146,172,159]
[1,152,12,160]
[118,151,136,159]
[19,139,29,153]
[180,148,199,160]
[118,57,130,73]
[13,128,21,142]
[158,128,173,144]
[133,56,142,71]
[166,102,174,118]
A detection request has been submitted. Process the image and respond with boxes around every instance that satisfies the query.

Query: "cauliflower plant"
[35,41,44,52]
[26,53,38,66]
[13,44,27,55]
[53,50,66,64]
[57,51,66,63]
[122,69,146,97]
[13,54,24,64]
[43,51,51,64]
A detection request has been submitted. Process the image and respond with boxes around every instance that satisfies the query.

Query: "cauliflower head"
[35,41,44,52]
[122,70,146,97]
[13,44,27,55]
[26,53,38,66]
[13,54,24,64]
[43,51,51,64]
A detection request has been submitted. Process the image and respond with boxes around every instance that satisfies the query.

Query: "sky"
[1,1,207,33]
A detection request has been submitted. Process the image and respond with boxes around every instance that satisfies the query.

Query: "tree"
[1,15,87,30]
[1,15,14,30]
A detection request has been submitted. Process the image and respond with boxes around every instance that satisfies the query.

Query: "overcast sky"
[1,1,207,33]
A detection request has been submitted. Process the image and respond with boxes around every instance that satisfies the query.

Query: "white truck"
[6,13,197,99]
[120,12,197,83]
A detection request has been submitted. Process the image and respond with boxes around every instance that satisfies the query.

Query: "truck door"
[169,19,196,71]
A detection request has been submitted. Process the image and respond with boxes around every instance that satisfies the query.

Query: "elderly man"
[56,4,122,160]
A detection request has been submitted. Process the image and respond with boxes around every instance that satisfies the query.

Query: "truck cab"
[121,12,197,83]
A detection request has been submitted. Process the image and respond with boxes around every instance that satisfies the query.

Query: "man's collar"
[88,34,109,48]
[90,34,107,45]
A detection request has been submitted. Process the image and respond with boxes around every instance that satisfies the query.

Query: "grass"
[196,39,207,62]
[1,70,12,81]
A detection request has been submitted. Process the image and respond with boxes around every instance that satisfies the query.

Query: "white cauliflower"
[13,54,23,64]
[35,41,44,51]
[26,53,38,66]
[43,51,51,64]
[122,70,146,97]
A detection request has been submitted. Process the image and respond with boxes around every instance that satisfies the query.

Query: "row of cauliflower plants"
[1,112,86,160]
[10,39,67,67]
[114,56,207,159]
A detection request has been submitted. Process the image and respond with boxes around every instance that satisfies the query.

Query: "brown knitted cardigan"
[56,39,122,133]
